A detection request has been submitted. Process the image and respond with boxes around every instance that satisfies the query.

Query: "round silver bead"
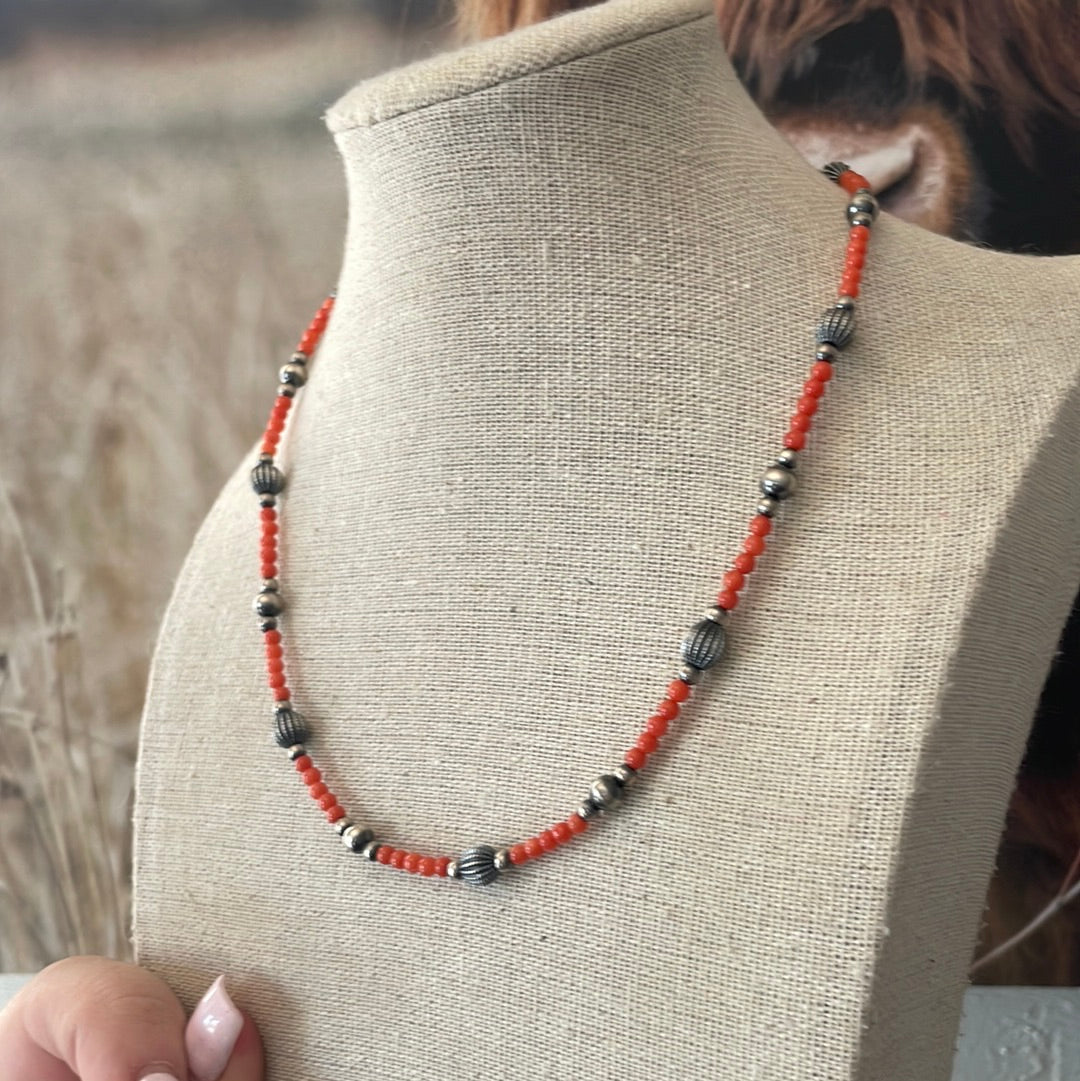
[259,494,277,509]
[290,350,308,365]
[756,496,780,517]
[589,774,624,812]
[446,859,462,880]
[704,605,729,623]
[262,578,280,593]
[835,294,856,311]
[577,800,601,820]
[342,825,375,852]
[848,210,874,228]
[334,818,353,836]
[280,362,308,387]
[846,190,879,223]
[493,847,513,872]
[815,343,839,362]
[677,664,703,686]
[760,466,797,501]
[360,841,381,861]
[258,452,274,464]
[254,591,284,617]
[775,449,798,470]
[278,384,296,398]
[611,763,637,788]
[287,743,306,760]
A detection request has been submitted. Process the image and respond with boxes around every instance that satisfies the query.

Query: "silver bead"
[577,800,601,820]
[278,384,296,398]
[335,818,353,836]
[704,605,729,623]
[815,343,839,362]
[835,294,856,311]
[760,465,797,501]
[342,825,375,852]
[254,591,284,617]
[611,763,637,788]
[446,859,462,880]
[262,577,280,592]
[493,847,513,871]
[251,461,285,495]
[849,211,873,228]
[280,362,308,387]
[681,617,727,670]
[360,841,381,861]
[816,305,855,348]
[258,452,274,464]
[259,494,277,509]
[677,664,703,686]
[290,350,309,366]
[821,160,851,181]
[287,743,306,760]
[756,497,780,518]
[260,617,278,632]
[846,189,878,223]
[589,774,624,811]
[458,846,500,885]
[274,706,308,748]
[775,449,798,470]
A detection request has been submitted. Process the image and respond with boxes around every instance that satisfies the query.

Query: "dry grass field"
[0,12,451,971]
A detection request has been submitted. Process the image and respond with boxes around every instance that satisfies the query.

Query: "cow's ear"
[768,101,976,237]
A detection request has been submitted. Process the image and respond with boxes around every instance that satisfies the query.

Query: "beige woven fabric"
[133,1,1080,1078]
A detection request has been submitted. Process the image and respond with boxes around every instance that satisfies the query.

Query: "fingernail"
[184,974,244,1081]
[138,1074,181,1081]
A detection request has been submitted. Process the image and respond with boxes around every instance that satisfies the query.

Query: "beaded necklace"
[250,162,876,886]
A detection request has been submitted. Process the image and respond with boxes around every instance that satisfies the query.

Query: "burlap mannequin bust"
[133,1,1080,1077]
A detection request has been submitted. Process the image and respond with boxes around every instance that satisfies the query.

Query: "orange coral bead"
[666,678,691,702]
[811,360,833,382]
[404,853,421,874]
[796,395,819,417]
[733,552,755,574]
[294,755,312,772]
[524,838,543,859]
[419,857,437,876]
[390,850,407,870]
[551,821,572,844]
[308,781,328,799]
[784,429,807,450]
[716,589,739,610]
[646,714,669,738]
[326,805,346,823]
[839,170,869,194]
[301,767,321,785]
[743,534,766,556]
[789,412,812,432]
[509,844,530,865]
[273,686,291,701]
[749,514,772,536]
[721,569,744,591]
[566,813,588,835]
[654,698,679,721]
[624,747,646,770]
[538,830,558,852]
[803,378,826,398]
[317,793,337,811]
[636,731,659,754]
[435,857,450,877]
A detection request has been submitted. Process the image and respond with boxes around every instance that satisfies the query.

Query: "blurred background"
[0,0,452,971]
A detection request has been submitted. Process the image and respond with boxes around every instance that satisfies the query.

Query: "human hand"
[0,956,264,1081]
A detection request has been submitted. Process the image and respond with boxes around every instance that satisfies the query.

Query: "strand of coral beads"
[250,162,877,886]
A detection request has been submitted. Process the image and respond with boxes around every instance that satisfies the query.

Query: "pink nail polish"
[184,974,244,1081]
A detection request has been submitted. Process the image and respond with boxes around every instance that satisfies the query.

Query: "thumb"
[185,975,264,1081]
[0,955,190,1081]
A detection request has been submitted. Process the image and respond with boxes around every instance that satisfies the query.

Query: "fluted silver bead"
[682,616,727,670]
[342,825,375,852]
[756,496,780,518]
[493,847,513,872]
[589,774,625,812]
[254,591,284,617]
[821,160,851,181]
[457,847,501,885]
[251,461,285,495]
[360,841,381,861]
[760,466,797,501]
[611,763,637,788]
[280,362,308,387]
[274,706,308,748]
[816,304,855,348]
